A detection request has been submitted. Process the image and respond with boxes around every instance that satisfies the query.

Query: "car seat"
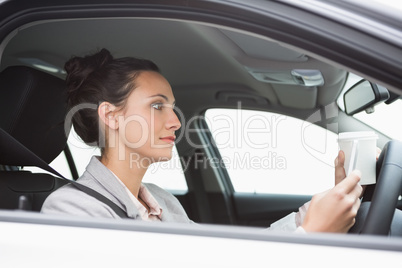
[0,66,70,211]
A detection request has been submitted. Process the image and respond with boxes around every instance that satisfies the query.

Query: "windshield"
[353,100,402,141]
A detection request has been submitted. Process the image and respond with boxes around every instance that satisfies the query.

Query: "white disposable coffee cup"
[338,131,378,185]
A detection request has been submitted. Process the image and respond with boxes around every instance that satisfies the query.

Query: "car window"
[353,100,402,141]
[25,127,188,192]
[204,109,338,195]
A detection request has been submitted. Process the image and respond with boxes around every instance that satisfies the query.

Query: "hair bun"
[64,48,161,148]
[65,48,113,94]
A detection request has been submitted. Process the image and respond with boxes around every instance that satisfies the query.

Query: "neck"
[101,149,149,199]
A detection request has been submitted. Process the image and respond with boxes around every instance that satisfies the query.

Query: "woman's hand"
[335,148,381,194]
[301,148,381,233]
[302,170,362,233]
[335,150,346,186]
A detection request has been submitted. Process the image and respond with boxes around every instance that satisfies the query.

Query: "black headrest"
[0,66,69,164]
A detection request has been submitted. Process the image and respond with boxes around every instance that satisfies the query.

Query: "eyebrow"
[148,94,176,105]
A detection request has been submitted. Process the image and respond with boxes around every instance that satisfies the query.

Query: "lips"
[160,136,176,144]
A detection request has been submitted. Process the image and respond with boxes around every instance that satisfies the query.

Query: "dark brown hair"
[65,48,160,149]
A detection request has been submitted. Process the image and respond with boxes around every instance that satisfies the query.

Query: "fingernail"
[353,170,362,178]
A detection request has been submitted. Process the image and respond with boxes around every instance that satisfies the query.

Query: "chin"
[157,156,172,163]
[150,149,173,162]
[158,153,173,162]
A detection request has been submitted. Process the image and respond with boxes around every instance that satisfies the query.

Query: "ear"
[98,102,119,130]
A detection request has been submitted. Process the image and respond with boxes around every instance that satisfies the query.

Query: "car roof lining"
[0,17,346,112]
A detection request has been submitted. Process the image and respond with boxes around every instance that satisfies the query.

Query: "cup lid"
[338,131,378,141]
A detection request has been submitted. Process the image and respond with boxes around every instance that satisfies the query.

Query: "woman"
[42,49,362,233]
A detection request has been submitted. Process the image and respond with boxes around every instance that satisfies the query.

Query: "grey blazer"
[41,156,192,223]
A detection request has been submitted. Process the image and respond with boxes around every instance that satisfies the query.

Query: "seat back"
[0,66,70,211]
[0,171,68,211]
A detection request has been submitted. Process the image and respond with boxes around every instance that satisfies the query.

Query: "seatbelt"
[184,151,213,223]
[0,128,129,218]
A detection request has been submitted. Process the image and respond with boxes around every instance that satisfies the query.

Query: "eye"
[151,103,164,111]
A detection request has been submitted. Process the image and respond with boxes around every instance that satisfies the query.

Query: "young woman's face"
[116,71,181,165]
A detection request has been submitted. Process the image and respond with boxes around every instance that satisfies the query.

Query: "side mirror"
[343,80,389,115]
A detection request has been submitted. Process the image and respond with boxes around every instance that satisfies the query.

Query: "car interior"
[0,66,69,211]
[0,17,400,231]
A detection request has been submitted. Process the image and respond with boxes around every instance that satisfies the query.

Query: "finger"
[334,150,345,166]
[352,195,361,212]
[349,218,356,230]
[376,147,381,161]
[349,183,363,200]
[338,150,345,166]
[337,170,361,193]
[335,151,346,185]
[346,198,361,231]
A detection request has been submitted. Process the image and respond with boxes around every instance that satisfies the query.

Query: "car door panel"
[233,193,311,227]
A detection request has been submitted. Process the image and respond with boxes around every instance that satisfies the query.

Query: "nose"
[166,108,181,131]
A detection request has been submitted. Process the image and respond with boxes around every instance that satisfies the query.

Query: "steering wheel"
[358,141,402,235]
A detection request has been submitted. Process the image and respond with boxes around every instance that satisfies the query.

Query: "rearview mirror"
[343,80,389,115]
